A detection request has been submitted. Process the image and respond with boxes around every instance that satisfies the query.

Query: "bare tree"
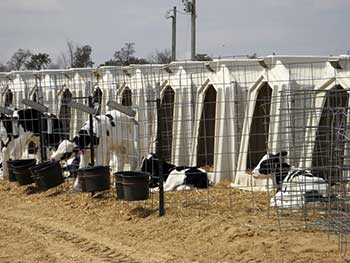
[72,45,94,68]
[7,49,32,70]
[67,40,75,67]
[0,63,9,72]
[103,42,148,66]
[57,40,77,68]
[59,40,94,68]
[55,53,70,69]
[148,49,171,64]
[113,42,136,65]
[25,53,52,70]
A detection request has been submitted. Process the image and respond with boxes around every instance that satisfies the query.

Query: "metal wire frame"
[2,58,350,252]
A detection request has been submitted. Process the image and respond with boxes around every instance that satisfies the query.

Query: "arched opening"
[246,83,272,170]
[28,141,37,155]
[159,86,175,162]
[312,85,349,182]
[197,85,217,168]
[121,87,132,107]
[4,89,13,107]
[31,87,43,104]
[32,89,38,103]
[93,87,103,115]
[59,89,72,139]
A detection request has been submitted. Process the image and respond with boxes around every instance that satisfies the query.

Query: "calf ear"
[106,114,116,127]
[72,136,79,145]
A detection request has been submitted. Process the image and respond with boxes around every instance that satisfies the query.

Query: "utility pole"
[171,6,177,61]
[166,6,177,62]
[182,0,196,61]
[191,0,196,61]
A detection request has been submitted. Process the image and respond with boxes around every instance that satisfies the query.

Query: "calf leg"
[128,142,139,171]
[1,147,11,178]
[116,154,125,172]
[79,151,91,169]
[95,143,109,167]
[71,151,90,192]
[10,132,33,160]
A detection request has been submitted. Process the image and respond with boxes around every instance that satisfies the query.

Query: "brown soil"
[0,179,347,263]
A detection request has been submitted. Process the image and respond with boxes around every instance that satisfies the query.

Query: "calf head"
[51,129,100,161]
[0,114,13,149]
[72,130,100,150]
[141,153,175,187]
[259,151,290,186]
[51,139,77,161]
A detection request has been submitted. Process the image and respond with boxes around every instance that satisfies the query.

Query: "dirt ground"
[0,179,347,263]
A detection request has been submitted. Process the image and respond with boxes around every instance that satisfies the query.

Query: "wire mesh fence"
[1,57,350,252]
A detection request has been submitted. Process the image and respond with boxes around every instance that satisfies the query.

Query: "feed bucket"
[30,161,64,191]
[7,159,26,182]
[78,166,110,193]
[113,172,125,200]
[12,159,36,186]
[121,171,150,201]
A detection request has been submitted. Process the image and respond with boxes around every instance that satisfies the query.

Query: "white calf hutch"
[2,55,350,253]
[2,56,350,189]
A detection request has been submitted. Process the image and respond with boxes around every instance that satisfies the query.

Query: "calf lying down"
[253,152,329,208]
[141,154,209,192]
[163,166,209,192]
[270,168,328,208]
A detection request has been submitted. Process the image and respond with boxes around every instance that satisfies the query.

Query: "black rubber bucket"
[30,161,64,191]
[113,172,125,200]
[7,160,25,182]
[12,159,36,186]
[121,171,150,201]
[78,166,110,193]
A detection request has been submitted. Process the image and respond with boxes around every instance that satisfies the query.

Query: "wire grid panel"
[3,58,350,247]
[268,69,350,256]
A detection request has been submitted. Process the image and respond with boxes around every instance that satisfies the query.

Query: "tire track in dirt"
[0,213,140,263]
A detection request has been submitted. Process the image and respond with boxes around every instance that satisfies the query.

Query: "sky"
[0,0,349,65]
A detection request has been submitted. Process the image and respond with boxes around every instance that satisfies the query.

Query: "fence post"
[88,95,95,166]
[155,81,166,216]
[156,97,165,216]
[38,112,47,162]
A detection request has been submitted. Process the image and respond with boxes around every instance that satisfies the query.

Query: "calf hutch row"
[1,55,350,194]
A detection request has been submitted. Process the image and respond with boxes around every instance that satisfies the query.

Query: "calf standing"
[0,109,65,177]
[51,110,139,172]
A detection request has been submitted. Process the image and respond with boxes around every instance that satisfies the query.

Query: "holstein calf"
[0,114,13,175]
[140,153,175,187]
[141,153,209,191]
[51,110,139,171]
[252,151,328,207]
[253,151,290,187]
[164,166,209,191]
[0,109,65,177]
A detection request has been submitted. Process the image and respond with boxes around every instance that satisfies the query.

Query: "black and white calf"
[141,154,209,191]
[141,153,176,187]
[0,114,13,170]
[0,114,13,151]
[51,110,139,171]
[11,109,65,158]
[0,109,65,157]
[0,109,65,176]
[252,152,328,208]
[164,166,209,191]
[252,151,290,187]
